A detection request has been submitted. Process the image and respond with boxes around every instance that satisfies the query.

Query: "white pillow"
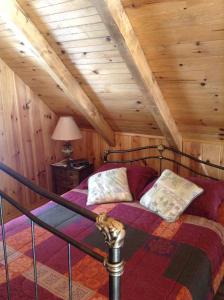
[87,167,133,205]
[140,169,204,222]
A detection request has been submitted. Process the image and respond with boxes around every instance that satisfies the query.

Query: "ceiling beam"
[92,0,182,149]
[0,0,115,146]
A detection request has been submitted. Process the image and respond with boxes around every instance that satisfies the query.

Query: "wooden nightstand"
[51,161,94,195]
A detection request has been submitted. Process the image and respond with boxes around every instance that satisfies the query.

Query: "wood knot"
[23,100,31,110]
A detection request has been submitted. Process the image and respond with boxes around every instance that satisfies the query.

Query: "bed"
[0,144,224,300]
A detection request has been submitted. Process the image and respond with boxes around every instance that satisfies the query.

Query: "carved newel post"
[96,212,126,300]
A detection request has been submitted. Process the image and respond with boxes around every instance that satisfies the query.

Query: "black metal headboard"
[104,144,224,181]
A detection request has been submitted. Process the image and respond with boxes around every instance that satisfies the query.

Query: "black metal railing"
[0,162,125,300]
[104,144,224,180]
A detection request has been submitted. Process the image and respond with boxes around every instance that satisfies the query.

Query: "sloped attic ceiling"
[0,0,223,143]
[0,0,161,138]
[122,0,224,141]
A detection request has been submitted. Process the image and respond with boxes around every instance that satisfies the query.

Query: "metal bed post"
[31,221,38,300]
[68,243,73,300]
[96,213,125,300]
[0,196,11,300]
[157,144,165,175]
[108,247,123,300]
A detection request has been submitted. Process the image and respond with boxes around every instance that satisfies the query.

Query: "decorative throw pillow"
[140,169,204,222]
[79,163,157,200]
[217,202,224,226]
[185,177,224,221]
[87,167,133,205]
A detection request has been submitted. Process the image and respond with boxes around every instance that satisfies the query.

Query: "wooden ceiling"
[122,0,224,141]
[0,0,223,143]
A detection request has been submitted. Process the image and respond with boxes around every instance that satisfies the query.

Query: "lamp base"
[62,142,73,160]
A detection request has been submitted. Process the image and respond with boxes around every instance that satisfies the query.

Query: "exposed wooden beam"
[92,0,182,149]
[0,0,115,146]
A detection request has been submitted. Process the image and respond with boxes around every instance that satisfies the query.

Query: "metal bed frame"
[104,144,224,180]
[0,144,224,300]
[0,163,125,300]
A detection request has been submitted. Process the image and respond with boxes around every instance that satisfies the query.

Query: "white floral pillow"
[140,169,204,222]
[87,167,133,205]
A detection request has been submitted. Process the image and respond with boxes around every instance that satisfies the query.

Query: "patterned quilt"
[1,188,224,300]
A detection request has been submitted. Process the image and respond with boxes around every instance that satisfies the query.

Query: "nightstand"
[51,162,94,195]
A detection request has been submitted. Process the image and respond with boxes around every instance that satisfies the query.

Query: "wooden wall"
[73,129,224,180]
[0,58,62,221]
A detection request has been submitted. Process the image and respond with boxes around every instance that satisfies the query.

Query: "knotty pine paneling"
[0,1,223,140]
[0,0,159,137]
[73,129,224,179]
[122,0,224,140]
[0,58,62,221]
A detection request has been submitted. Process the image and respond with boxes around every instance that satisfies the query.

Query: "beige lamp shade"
[51,116,82,141]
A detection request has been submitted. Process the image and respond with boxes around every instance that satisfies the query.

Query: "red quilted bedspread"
[1,188,224,300]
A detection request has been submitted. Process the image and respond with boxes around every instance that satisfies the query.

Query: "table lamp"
[51,116,82,166]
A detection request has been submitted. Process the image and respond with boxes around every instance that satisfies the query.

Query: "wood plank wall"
[0,58,63,221]
[73,129,224,180]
